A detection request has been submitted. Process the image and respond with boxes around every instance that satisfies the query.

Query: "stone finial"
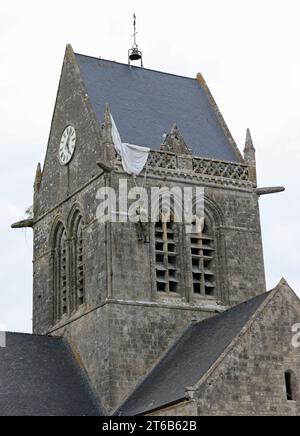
[65,44,75,61]
[101,103,117,164]
[279,277,290,288]
[103,103,113,142]
[34,163,42,193]
[245,128,254,148]
[160,124,191,155]
[104,103,112,124]
[33,163,42,218]
[244,128,257,186]
[273,277,295,296]
[244,129,256,166]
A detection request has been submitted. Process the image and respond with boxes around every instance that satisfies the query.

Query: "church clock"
[59,125,76,165]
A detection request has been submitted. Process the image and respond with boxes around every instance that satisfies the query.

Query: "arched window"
[155,213,179,294]
[190,217,216,297]
[285,371,295,401]
[53,222,68,320]
[70,211,85,310]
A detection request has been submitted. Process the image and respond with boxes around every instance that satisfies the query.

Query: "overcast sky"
[0,0,299,333]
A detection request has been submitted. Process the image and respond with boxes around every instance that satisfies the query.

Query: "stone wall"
[54,302,211,414]
[147,401,196,416]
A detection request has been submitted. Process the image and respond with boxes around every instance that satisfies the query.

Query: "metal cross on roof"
[132,13,138,47]
[128,13,143,67]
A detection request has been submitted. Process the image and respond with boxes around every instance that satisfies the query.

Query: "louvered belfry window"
[190,220,216,296]
[155,214,179,294]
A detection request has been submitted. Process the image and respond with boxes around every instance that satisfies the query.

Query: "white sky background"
[0,0,299,333]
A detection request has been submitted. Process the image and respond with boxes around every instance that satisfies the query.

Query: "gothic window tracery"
[52,210,85,323]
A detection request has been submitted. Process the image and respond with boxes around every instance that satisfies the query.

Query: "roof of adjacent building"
[0,332,102,416]
[116,292,271,416]
[75,53,241,162]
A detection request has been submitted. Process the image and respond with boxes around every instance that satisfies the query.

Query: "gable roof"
[0,333,102,416]
[75,53,241,162]
[116,292,271,416]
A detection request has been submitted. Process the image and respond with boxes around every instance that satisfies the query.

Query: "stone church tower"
[29,45,267,414]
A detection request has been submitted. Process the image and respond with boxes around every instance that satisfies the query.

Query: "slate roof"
[116,292,271,416]
[0,333,102,416]
[75,54,240,162]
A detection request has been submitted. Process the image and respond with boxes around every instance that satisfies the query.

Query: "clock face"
[59,126,76,165]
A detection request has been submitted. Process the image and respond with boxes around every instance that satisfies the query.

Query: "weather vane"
[128,13,143,67]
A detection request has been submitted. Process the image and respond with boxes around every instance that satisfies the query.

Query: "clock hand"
[66,131,72,154]
[67,129,74,152]
[66,139,70,154]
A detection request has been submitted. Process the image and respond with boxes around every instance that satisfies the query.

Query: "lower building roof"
[0,332,102,416]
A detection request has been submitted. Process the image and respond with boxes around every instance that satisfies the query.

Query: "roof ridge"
[192,291,271,329]
[196,72,243,162]
[63,337,104,415]
[3,331,62,339]
[75,52,198,82]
